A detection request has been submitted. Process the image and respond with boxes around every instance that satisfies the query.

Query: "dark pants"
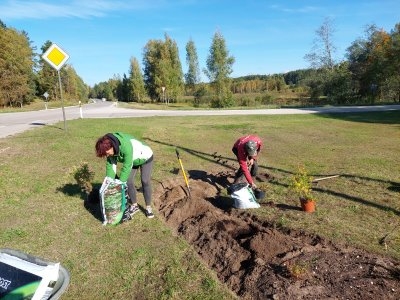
[127,156,153,206]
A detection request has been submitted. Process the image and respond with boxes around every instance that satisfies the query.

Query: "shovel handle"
[175,148,191,196]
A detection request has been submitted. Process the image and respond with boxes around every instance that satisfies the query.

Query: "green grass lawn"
[0,111,399,299]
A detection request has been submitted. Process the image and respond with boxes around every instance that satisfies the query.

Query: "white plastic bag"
[230,184,260,209]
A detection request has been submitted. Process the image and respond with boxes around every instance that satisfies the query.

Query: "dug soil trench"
[153,170,399,300]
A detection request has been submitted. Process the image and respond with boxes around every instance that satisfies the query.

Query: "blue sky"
[1,0,399,87]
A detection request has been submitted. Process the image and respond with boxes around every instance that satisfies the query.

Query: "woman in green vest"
[95,132,154,218]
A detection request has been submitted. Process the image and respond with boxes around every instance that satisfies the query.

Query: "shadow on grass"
[316,110,400,125]
[256,173,400,216]
[7,123,65,140]
[30,122,64,130]
[273,177,400,216]
[145,137,238,172]
[311,174,400,216]
[188,170,231,187]
[273,203,303,211]
[388,183,400,193]
[145,136,299,180]
[57,183,103,223]
[313,185,400,216]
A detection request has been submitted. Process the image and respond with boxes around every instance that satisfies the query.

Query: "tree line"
[298,18,400,105]
[90,31,236,108]
[0,20,88,107]
[1,18,399,109]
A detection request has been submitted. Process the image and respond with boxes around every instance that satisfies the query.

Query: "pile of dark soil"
[153,171,399,300]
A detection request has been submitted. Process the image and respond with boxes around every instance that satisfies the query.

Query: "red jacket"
[232,135,262,185]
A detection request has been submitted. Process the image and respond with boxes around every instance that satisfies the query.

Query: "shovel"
[175,148,191,198]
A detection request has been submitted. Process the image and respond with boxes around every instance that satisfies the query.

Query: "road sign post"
[42,44,70,131]
[79,101,83,119]
[43,92,49,110]
[162,86,166,105]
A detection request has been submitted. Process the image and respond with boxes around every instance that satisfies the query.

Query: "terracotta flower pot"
[300,198,316,213]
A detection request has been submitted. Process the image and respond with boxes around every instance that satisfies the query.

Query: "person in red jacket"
[232,135,262,188]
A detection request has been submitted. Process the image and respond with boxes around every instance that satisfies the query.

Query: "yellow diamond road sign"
[42,43,69,71]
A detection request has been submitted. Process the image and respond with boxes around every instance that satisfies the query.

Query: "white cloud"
[270,4,319,14]
[0,0,146,20]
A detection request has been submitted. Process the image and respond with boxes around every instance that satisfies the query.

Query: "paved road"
[1,101,400,138]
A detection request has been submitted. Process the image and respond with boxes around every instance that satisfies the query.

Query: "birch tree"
[305,17,337,70]
[204,31,235,107]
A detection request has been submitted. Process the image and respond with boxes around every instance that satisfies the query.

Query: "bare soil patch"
[153,170,400,300]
